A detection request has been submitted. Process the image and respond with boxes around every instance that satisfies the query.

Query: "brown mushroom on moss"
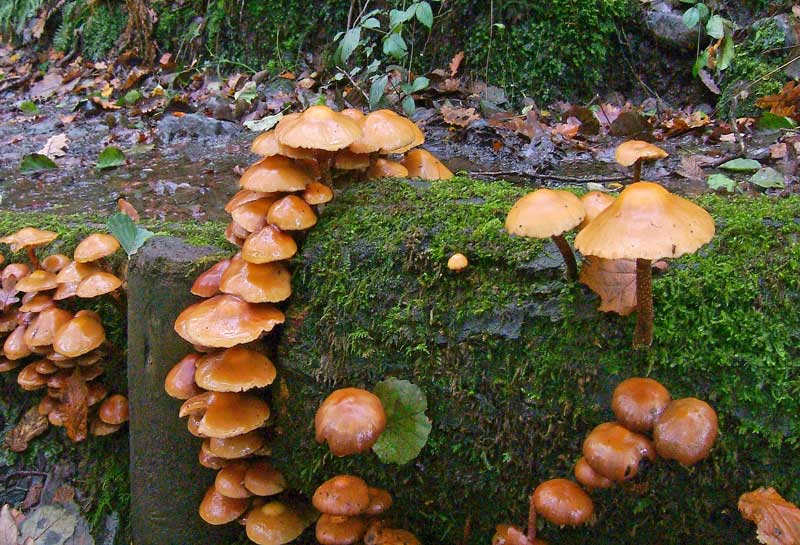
[573,456,613,490]
[0,228,58,269]
[312,475,370,516]
[315,388,387,457]
[316,514,367,545]
[491,524,547,545]
[653,397,718,466]
[615,140,668,183]
[447,253,468,272]
[611,377,671,433]
[531,478,594,527]
[179,391,270,438]
[574,181,715,347]
[506,189,585,281]
[199,485,249,525]
[402,149,453,180]
[582,422,656,482]
[245,501,313,545]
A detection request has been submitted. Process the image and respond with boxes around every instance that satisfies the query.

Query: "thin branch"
[336,66,369,102]
[468,170,630,183]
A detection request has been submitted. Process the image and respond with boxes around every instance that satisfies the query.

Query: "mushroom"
[218,255,292,304]
[312,475,370,516]
[574,182,715,346]
[73,233,120,263]
[204,430,266,459]
[199,485,249,525]
[230,197,278,233]
[316,514,367,545]
[52,313,106,357]
[334,150,370,172]
[225,190,276,214]
[244,460,287,496]
[364,487,393,515]
[315,388,387,456]
[531,478,594,526]
[239,156,314,193]
[75,271,123,298]
[245,501,311,545]
[179,391,270,438]
[363,521,423,545]
[23,307,72,348]
[491,524,546,545]
[611,377,671,433]
[505,189,585,281]
[615,140,668,183]
[401,149,454,180]
[0,228,58,269]
[98,394,129,425]
[191,259,232,298]
[41,254,71,274]
[573,456,613,490]
[266,195,318,231]
[164,353,203,399]
[653,397,718,466]
[4,326,32,360]
[194,346,277,392]
[16,270,58,292]
[302,182,334,206]
[366,159,409,180]
[582,422,656,482]
[349,109,424,156]
[242,226,298,264]
[578,191,615,228]
[447,253,468,272]
[215,461,253,499]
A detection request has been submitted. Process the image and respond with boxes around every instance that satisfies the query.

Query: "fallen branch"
[467,170,630,183]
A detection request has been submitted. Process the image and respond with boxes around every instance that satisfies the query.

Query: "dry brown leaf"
[90,96,121,111]
[770,143,788,159]
[756,82,800,118]
[38,133,69,159]
[550,116,581,139]
[579,256,637,316]
[440,104,480,127]
[440,78,461,92]
[4,407,49,452]
[0,505,19,545]
[117,198,140,222]
[449,51,465,76]
[0,274,20,312]
[739,487,800,545]
[59,113,76,125]
[62,369,88,442]
[676,155,706,181]
[30,72,62,99]
[120,67,150,92]
[52,485,76,505]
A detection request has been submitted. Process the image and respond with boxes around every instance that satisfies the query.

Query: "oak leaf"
[4,407,48,452]
[449,51,465,76]
[440,104,479,127]
[62,369,88,442]
[38,133,69,159]
[739,487,800,545]
[579,256,637,316]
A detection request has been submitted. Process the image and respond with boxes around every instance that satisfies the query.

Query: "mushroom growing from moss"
[573,456,613,490]
[506,189,585,281]
[245,501,312,545]
[315,388,387,456]
[611,377,671,433]
[531,479,594,527]
[0,228,58,269]
[447,253,468,272]
[574,182,714,347]
[615,140,668,183]
[312,475,370,515]
[402,149,453,180]
[653,397,718,466]
[582,422,656,482]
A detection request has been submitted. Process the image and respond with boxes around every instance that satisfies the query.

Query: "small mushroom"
[218,254,292,304]
[401,149,453,180]
[244,460,287,496]
[53,313,106,357]
[245,501,311,545]
[179,391,270,438]
[447,253,468,272]
[191,259,232,298]
[363,521,423,545]
[578,191,615,228]
[573,456,613,490]
[239,156,314,193]
[315,388,387,456]
[199,485,249,525]
[75,272,123,298]
[98,394,129,425]
[215,461,253,499]
[0,228,58,269]
[367,159,408,180]
[204,430,266,459]
[582,422,656,482]
[364,487,393,515]
[615,140,668,183]
[74,234,120,263]
[194,346,277,392]
[164,353,203,399]
[349,109,424,155]
[653,397,718,466]
[611,377,671,433]
[266,196,318,231]
[242,225,298,264]
[312,475,370,516]
[24,307,73,348]
[41,254,71,274]
[302,182,334,205]
[491,524,546,545]
[16,270,58,292]
[231,197,277,233]
[531,478,594,526]
[316,514,367,545]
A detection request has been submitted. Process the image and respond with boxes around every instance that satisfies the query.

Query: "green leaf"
[383,33,408,60]
[717,34,735,71]
[719,158,761,172]
[707,173,736,192]
[401,95,416,117]
[369,74,389,110]
[692,50,708,78]
[372,378,432,465]
[682,6,700,29]
[19,100,39,115]
[361,17,380,30]
[749,167,785,189]
[415,1,434,29]
[243,112,283,132]
[389,8,414,29]
[757,112,796,130]
[107,212,154,257]
[409,76,430,93]
[96,146,126,170]
[20,153,57,173]
[695,3,709,21]
[339,27,362,64]
[118,89,142,106]
[234,81,258,104]
[705,15,725,39]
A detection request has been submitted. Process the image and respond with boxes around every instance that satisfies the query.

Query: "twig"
[468,170,630,183]
[336,66,369,102]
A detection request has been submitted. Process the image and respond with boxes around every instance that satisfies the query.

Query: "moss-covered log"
[273,178,800,544]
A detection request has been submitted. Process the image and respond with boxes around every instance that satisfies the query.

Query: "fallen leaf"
[30,72,62,99]
[62,369,88,442]
[579,256,638,316]
[278,71,295,80]
[449,51,465,76]
[739,487,800,545]
[770,143,788,159]
[117,198,140,222]
[677,155,706,180]
[0,505,19,545]
[90,96,121,111]
[698,69,721,95]
[59,114,76,125]
[38,133,69,159]
[550,116,581,139]
[0,274,20,311]
[440,104,480,127]
[3,407,49,452]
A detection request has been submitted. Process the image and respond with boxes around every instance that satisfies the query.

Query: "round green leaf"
[718,158,761,172]
[749,167,785,189]
[707,173,736,192]
[372,378,432,465]
[96,146,126,170]
[20,153,57,173]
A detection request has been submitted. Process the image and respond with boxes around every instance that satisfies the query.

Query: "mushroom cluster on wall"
[0,228,129,450]
[494,377,718,544]
[167,104,434,545]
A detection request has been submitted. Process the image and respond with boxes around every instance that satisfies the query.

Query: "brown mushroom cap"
[447,253,468,272]
[194,346,277,392]
[53,282,79,300]
[367,159,408,180]
[266,196,318,231]
[611,377,671,433]
[91,417,122,436]
[315,388,387,456]
[240,156,313,193]
[302,182,334,205]
[316,514,367,545]
[349,110,423,154]
[16,270,58,292]
[98,394,129,425]
[334,150,370,171]
[74,234,120,263]
[615,140,668,167]
[87,381,108,406]
[574,182,715,261]
[242,225,298,264]
[246,501,310,545]
[24,307,73,347]
[402,149,454,180]
[199,486,249,525]
[582,422,656,482]
[531,478,594,526]
[164,353,203,399]
[215,461,253,499]
[364,487,393,516]
[506,189,585,239]
[653,397,718,466]
[244,460,287,496]
[173,294,284,348]
[275,105,363,151]
[76,272,122,298]
[492,524,546,545]
[574,456,613,490]
[19,294,54,313]
[250,126,318,160]
[17,362,47,390]
[191,259,231,298]
[41,254,71,274]
[205,430,266,459]
[364,522,423,545]
[231,197,279,233]
[340,108,365,123]
[2,263,31,282]
[53,313,105,357]
[199,444,229,469]
[578,191,616,228]
[56,261,97,284]
[4,326,32,360]
[181,391,270,438]
[219,255,292,304]
[312,475,370,516]
[225,190,276,214]
[0,228,58,252]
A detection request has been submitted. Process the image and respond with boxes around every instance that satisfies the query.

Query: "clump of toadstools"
[0,228,129,451]
[494,377,718,544]
[168,104,435,544]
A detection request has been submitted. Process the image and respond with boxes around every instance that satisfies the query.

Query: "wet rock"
[644,2,701,50]
[157,113,241,143]
[753,15,800,78]
[521,134,556,168]
[458,299,563,341]
[518,241,567,277]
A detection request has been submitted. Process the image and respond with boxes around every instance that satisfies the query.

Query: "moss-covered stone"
[273,177,800,544]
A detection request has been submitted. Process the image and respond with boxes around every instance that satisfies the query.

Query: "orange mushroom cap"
[199,486,249,525]
[334,150,370,171]
[98,394,129,425]
[250,125,319,160]
[506,189,585,239]
[17,362,47,390]
[164,353,203,399]
[41,254,71,274]
[91,417,123,436]
[574,182,715,261]
[194,346,277,392]
[402,149,454,180]
[231,198,277,234]
[315,388,387,456]
[245,501,312,545]
[573,456,613,490]
[266,196,318,231]
[53,313,106,357]
[0,228,58,252]
[191,259,231,298]
[244,460,287,496]
[215,461,253,499]
[56,261,97,284]
[447,253,468,272]
[582,422,656,482]
[173,294,284,348]
[205,430,266,459]
[76,271,122,298]
[275,105,363,151]
[611,377,671,433]
[242,225,298,264]
[218,255,292,304]
[16,270,58,292]
[615,140,668,167]
[531,478,594,526]
[225,190,277,214]
[578,191,615,229]
[180,391,270,438]
[653,397,718,466]
[4,326,32,360]
[74,233,120,263]
[316,514,366,545]
[363,522,423,545]
[19,293,55,313]
[53,282,79,300]
[367,159,408,180]
[302,182,334,205]
[312,475,370,516]
[364,487,393,516]
[24,307,72,347]
[349,109,423,154]
[2,263,31,282]
[240,156,313,193]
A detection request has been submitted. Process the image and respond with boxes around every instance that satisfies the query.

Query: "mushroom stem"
[551,234,578,281]
[633,258,654,347]
[527,496,537,541]
[632,159,642,184]
[26,247,40,270]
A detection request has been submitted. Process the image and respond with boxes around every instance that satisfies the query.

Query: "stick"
[468,170,630,183]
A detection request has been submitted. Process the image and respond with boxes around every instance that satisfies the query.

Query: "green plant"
[680,0,735,79]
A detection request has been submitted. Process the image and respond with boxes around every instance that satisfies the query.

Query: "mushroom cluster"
[506,177,715,347]
[0,228,128,448]
[495,377,717,543]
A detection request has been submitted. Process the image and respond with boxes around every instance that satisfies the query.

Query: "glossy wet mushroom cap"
[447,253,468,272]
[191,259,232,298]
[239,156,314,193]
[218,255,292,304]
[180,391,270,438]
[98,394,129,425]
[491,524,545,545]
[164,353,203,399]
[302,182,334,205]
[653,397,718,466]
[611,377,671,433]
[578,191,615,228]
[74,233,120,263]
[205,430,266,459]
[367,159,408,180]
[4,326,32,360]
[242,225,298,264]
[56,261,97,284]
[215,461,252,499]
[244,460,287,496]
[316,514,367,545]
[363,522,423,545]
[531,479,594,526]
[315,388,387,456]
[199,486,249,525]
[275,105,363,151]
[41,254,71,274]
[334,150,370,171]
[245,501,311,545]
[225,190,276,214]
[364,487,393,516]
[402,149,454,180]
[24,307,73,347]
[19,294,54,313]
[76,271,122,298]
[349,109,424,154]
[266,195,318,231]
[312,475,370,516]
[53,313,106,357]
[194,346,277,392]
[506,189,585,239]
[582,422,656,482]
[16,270,58,292]
[573,456,613,490]
[0,228,58,252]
[614,140,668,167]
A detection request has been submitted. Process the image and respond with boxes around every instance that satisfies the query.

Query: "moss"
[82,2,127,60]
[273,177,800,544]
